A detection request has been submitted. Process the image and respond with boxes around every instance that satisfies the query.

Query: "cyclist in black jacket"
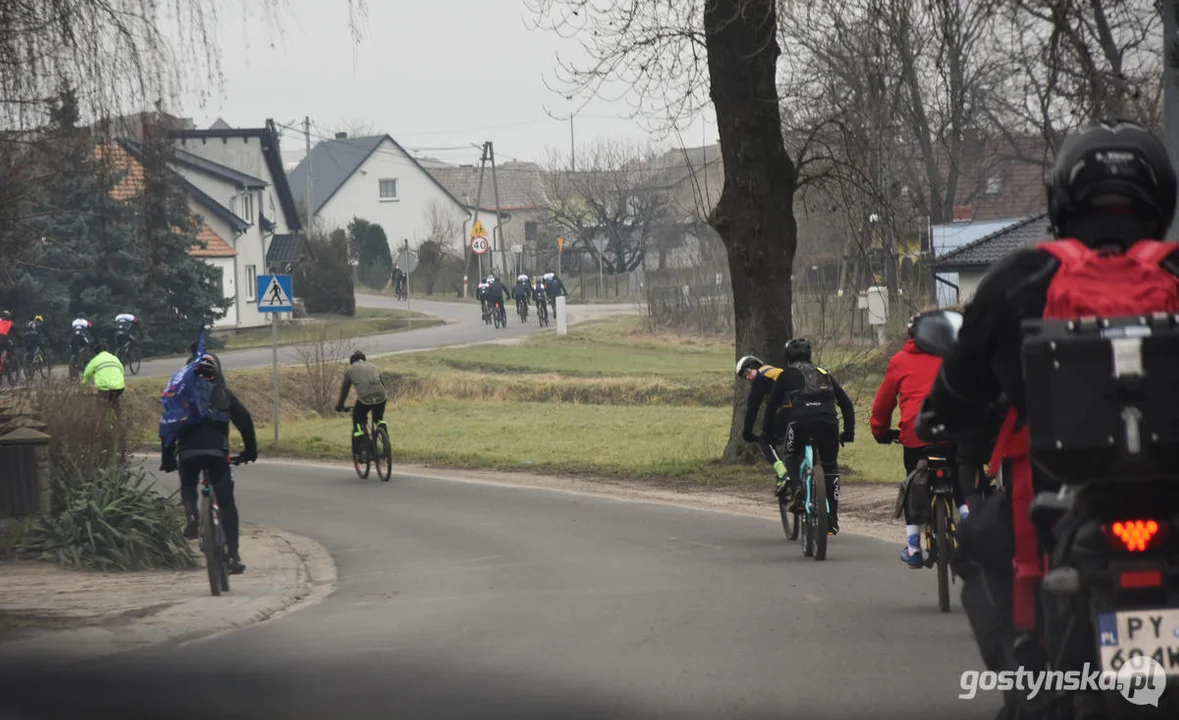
[483,274,508,323]
[160,354,258,574]
[763,337,856,535]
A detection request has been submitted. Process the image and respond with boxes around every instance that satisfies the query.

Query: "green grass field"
[201,315,907,486]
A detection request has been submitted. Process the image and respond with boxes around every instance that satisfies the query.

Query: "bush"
[296,228,356,315]
[34,381,133,476]
[21,458,196,571]
[357,223,393,291]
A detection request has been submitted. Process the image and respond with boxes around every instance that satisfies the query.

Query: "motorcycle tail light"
[1103,519,1166,553]
[1119,570,1163,589]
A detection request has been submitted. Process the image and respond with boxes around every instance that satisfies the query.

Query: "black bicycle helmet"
[0,310,9,320]
[350,350,366,364]
[195,353,218,380]
[735,355,763,377]
[907,314,920,338]
[784,337,812,362]
[1047,119,1177,244]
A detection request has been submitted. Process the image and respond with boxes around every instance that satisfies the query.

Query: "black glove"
[743,431,759,444]
[335,404,347,413]
[840,430,854,446]
[239,448,258,464]
[874,429,900,445]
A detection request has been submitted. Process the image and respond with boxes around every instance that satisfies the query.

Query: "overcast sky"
[183,0,716,167]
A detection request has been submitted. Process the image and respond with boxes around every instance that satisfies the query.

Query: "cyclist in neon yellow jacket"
[82,341,125,406]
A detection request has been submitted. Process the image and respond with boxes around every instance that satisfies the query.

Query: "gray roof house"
[286,132,477,255]
[932,213,1051,304]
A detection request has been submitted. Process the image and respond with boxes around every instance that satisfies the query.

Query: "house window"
[379,179,398,201]
[246,265,257,302]
[240,193,254,223]
[985,176,1002,195]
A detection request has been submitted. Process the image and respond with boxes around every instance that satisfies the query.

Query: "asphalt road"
[0,461,1003,720]
[120,295,636,379]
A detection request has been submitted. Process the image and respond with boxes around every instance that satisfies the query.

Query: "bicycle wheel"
[128,345,141,375]
[801,465,814,558]
[37,350,50,379]
[934,496,952,612]
[4,358,19,386]
[22,355,34,380]
[778,494,793,540]
[812,466,829,561]
[199,491,223,597]
[374,425,393,482]
[353,435,372,479]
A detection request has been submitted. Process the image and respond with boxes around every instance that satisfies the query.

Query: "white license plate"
[1097,608,1179,674]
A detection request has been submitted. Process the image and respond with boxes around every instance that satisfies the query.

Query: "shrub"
[21,458,196,571]
[296,228,356,315]
[34,381,133,475]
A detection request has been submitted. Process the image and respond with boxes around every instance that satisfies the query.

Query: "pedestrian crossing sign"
[257,274,293,312]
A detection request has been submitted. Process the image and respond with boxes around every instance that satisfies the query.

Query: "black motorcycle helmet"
[784,337,812,363]
[1047,119,1177,245]
[350,350,366,364]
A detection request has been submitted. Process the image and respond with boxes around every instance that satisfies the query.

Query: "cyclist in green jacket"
[81,341,125,407]
[335,351,389,458]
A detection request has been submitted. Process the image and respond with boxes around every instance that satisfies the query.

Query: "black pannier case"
[1020,314,1179,483]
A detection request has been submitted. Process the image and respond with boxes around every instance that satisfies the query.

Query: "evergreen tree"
[295,228,355,315]
[357,222,393,291]
[129,133,230,354]
[346,216,370,264]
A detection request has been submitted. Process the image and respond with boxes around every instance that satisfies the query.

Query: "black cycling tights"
[784,420,841,519]
[179,454,239,557]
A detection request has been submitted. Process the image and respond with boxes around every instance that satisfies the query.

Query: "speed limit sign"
[471,236,490,255]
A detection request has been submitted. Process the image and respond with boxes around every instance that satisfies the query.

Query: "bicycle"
[919,453,959,613]
[768,442,829,560]
[22,345,50,380]
[493,300,507,329]
[0,348,19,387]
[340,406,392,481]
[395,277,408,302]
[68,344,93,380]
[200,455,248,597]
[481,298,492,326]
[517,297,529,323]
[535,296,549,327]
[115,338,141,375]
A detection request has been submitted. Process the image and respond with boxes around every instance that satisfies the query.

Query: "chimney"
[335,132,348,140]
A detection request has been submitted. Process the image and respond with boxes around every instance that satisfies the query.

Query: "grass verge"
[216,308,443,351]
[126,315,907,487]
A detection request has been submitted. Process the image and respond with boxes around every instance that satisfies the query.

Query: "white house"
[931,214,1049,305]
[286,133,495,266]
[167,120,308,329]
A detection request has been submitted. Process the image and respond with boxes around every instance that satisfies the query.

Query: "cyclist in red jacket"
[0,310,14,358]
[871,313,968,567]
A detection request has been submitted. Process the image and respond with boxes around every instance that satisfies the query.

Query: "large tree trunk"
[704,0,798,464]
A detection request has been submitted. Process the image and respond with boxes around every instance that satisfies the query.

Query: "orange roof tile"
[95,141,236,258]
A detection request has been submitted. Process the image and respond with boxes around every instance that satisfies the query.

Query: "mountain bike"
[115,338,141,375]
[340,406,392,481]
[22,345,50,380]
[920,453,959,613]
[201,455,248,597]
[68,345,93,380]
[481,298,492,326]
[0,348,19,387]
[786,442,829,561]
[493,301,507,329]
[517,297,529,323]
[395,277,408,301]
[535,296,549,327]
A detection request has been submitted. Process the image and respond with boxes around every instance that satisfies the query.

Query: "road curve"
[126,295,637,379]
[0,460,1002,719]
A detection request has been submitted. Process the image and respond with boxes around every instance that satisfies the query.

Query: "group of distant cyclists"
[0,310,140,393]
[475,271,567,326]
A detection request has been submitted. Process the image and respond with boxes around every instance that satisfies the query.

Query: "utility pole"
[489,141,505,278]
[569,116,575,172]
[1165,0,1179,240]
[468,143,490,288]
[304,116,313,234]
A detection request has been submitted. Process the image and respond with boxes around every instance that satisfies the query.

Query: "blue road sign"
[257,274,293,313]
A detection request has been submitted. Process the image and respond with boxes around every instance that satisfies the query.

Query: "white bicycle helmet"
[735,355,763,377]
[517,274,528,282]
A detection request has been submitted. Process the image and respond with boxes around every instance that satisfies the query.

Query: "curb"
[32,524,338,669]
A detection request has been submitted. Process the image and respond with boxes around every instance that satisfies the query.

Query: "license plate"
[1097,608,1179,674]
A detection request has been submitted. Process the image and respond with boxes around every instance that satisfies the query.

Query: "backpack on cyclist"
[998,238,1179,635]
[159,335,230,448]
[787,361,834,406]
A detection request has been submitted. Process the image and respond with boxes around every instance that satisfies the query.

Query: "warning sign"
[471,219,488,239]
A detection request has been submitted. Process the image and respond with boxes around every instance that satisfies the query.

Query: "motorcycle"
[913,311,1179,718]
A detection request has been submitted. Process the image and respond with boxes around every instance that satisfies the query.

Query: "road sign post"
[257,274,294,444]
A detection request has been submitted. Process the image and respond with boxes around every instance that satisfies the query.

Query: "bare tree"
[528,0,799,463]
[415,201,461,294]
[542,141,674,273]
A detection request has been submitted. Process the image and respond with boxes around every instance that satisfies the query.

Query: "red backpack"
[996,238,1179,633]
